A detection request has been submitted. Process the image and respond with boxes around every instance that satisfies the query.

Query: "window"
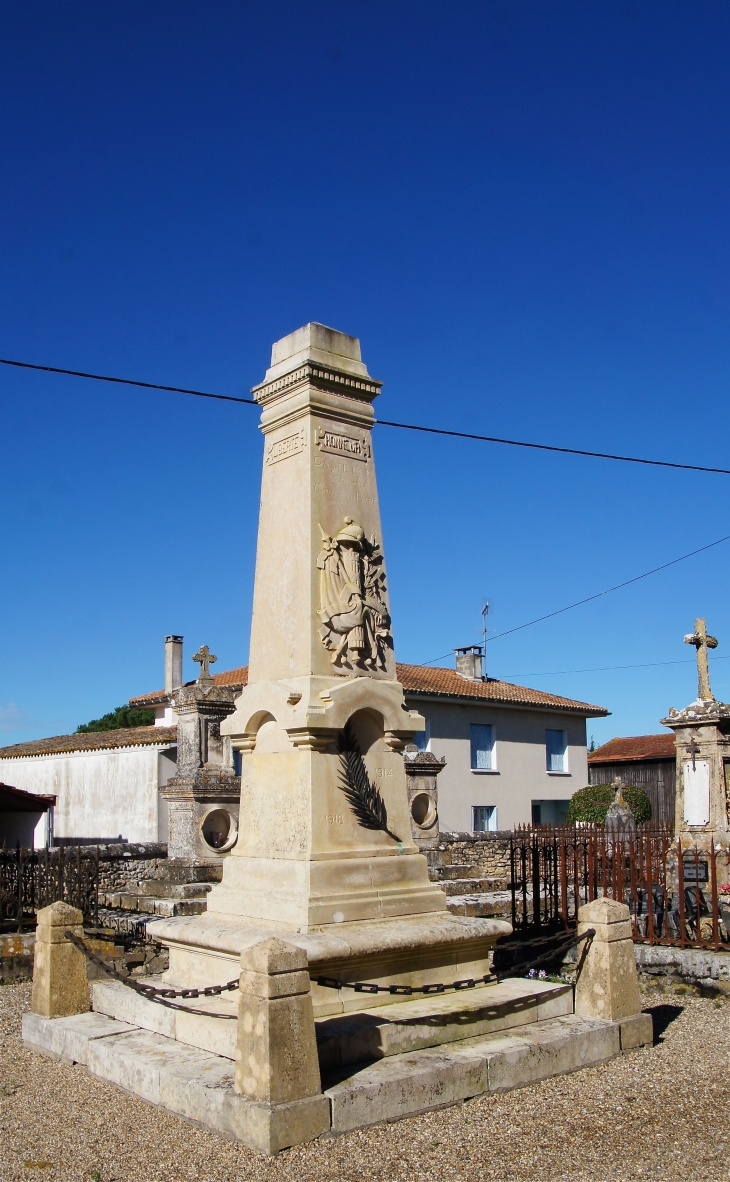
[532,799,570,826]
[472,805,497,832]
[415,720,431,752]
[470,724,495,771]
[545,729,567,773]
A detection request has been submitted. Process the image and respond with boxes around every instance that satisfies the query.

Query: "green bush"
[566,782,652,825]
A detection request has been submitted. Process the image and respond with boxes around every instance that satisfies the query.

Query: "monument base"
[145,911,511,1016]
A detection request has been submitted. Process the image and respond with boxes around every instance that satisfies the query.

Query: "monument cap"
[263,322,371,383]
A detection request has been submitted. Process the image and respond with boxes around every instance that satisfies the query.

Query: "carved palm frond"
[336,722,400,843]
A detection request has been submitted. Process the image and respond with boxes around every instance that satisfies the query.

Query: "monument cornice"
[252,362,382,406]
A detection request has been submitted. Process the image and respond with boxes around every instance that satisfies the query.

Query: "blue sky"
[2,1,730,748]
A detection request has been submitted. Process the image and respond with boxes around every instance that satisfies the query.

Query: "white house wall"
[407,699,588,831]
[0,747,166,844]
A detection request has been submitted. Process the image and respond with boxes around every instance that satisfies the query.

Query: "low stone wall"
[94,843,168,894]
[431,832,513,882]
[634,943,730,988]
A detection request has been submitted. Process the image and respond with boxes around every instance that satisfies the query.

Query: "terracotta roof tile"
[0,726,177,760]
[395,663,608,715]
[588,733,675,763]
[130,664,606,716]
[129,667,248,706]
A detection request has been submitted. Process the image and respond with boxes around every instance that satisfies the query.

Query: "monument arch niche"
[147,324,509,1005]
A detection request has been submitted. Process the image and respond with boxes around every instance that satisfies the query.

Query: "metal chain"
[65,926,594,1014]
[64,931,240,1016]
[316,929,594,996]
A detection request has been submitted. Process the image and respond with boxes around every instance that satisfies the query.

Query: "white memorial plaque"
[683,759,710,826]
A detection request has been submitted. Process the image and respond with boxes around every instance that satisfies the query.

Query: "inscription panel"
[266,428,306,465]
[316,428,371,462]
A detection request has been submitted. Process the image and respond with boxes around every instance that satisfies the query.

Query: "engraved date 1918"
[325,814,345,825]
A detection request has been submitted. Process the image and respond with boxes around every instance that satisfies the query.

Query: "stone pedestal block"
[575,896,641,1022]
[235,938,323,1106]
[31,900,89,1018]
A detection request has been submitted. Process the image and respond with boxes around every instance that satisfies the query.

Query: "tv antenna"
[481,600,489,678]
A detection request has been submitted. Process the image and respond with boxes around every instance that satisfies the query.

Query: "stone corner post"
[233,936,330,1150]
[30,901,89,1018]
[575,896,652,1052]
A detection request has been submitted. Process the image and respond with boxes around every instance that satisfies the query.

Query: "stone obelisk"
[150,324,508,1002]
[207,323,446,927]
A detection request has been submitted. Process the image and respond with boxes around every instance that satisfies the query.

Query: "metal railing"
[509,825,730,950]
[0,844,99,928]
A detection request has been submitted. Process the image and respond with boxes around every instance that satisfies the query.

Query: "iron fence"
[0,844,99,928]
[509,825,730,950]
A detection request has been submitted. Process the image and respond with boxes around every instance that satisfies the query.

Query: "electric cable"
[418,531,730,666]
[1,354,729,475]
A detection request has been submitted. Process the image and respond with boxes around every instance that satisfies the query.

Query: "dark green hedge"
[76,705,155,733]
[566,782,652,825]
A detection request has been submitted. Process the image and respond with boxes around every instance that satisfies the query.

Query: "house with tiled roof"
[132,641,607,835]
[0,637,608,845]
[588,732,676,825]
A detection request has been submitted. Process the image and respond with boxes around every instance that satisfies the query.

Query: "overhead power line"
[501,654,730,680]
[419,530,730,665]
[375,418,730,476]
[1,354,730,476]
[0,356,256,406]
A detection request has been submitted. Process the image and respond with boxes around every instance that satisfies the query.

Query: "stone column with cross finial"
[662,618,730,873]
[161,644,242,863]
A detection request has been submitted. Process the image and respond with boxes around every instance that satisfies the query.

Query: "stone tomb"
[23,324,652,1151]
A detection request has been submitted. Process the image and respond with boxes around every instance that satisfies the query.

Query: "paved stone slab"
[22,1010,137,1065]
[86,1025,329,1153]
[325,1014,618,1133]
[92,979,239,1058]
[483,1014,619,1092]
[618,1011,654,1051]
[317,979,573,1067]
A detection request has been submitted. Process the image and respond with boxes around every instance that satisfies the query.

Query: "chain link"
[65,926,594,1015]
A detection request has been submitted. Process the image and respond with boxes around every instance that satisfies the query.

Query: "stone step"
[431,864,495,881]
[22,1010,328,1155]
[316,978,573,1068]
[440,878,502,896]
[91,975,573,1067]
[447,892,513,918]
[324,1013,625,1134]
[23,1008,651,1150]
[134,881,213,900]
[100,894,208,917]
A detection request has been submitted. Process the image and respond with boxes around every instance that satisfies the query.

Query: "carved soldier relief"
[317,516,392,671]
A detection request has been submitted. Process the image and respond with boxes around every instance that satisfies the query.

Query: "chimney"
[164,635,184,694]
[455,645,483,681]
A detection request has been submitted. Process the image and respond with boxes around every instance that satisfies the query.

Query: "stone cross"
[684,617,718,701]
[684,733,701,772]
[193,644,217,685]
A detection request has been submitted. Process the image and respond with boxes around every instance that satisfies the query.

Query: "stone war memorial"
[23,324,651,1153]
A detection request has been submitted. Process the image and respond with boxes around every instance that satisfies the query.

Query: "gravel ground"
[1,979,728,1182]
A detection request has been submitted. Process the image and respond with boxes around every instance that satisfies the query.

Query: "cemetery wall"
[430,831,513,882]
[95,842,169,893]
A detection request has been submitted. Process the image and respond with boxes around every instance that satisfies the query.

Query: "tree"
[566,782,652,825]
[75,705,155,734]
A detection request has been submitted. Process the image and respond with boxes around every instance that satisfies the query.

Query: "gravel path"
[1,980,728,1182]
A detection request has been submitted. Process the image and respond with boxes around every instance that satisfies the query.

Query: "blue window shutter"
[470,724,493,770]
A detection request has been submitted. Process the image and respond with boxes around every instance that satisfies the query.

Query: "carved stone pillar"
[404,748,444,850]
[162,682,242,863]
